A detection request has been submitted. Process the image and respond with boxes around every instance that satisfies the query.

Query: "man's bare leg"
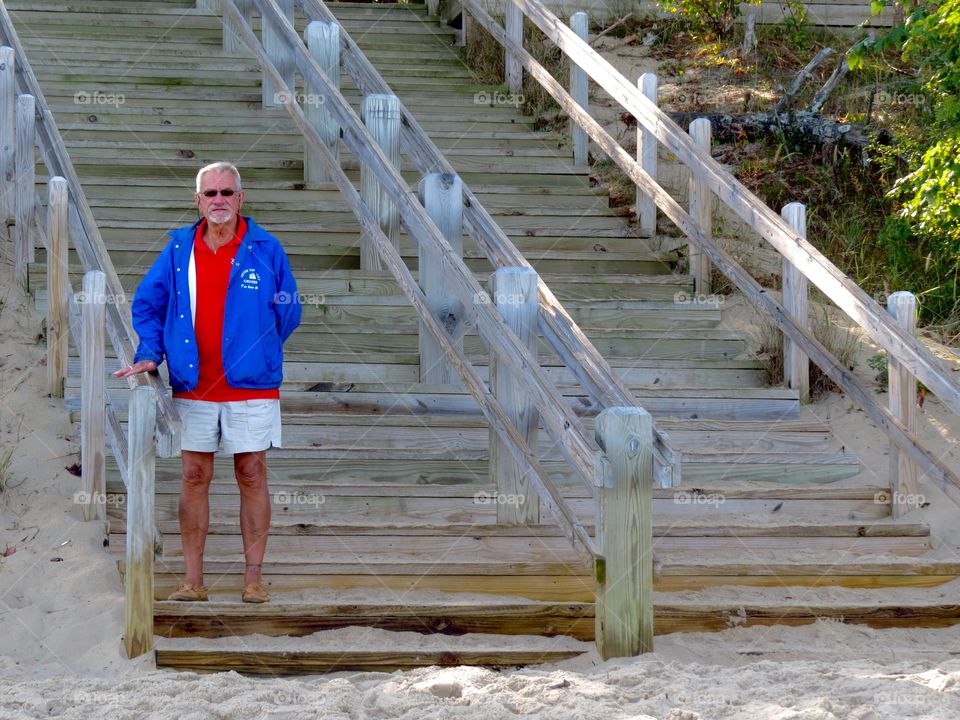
[234,450,271,586]
[180,450,215,587]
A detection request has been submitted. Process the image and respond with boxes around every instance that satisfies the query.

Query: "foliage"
[867,352,889,392]
[658,0,761,37]
[850,0,960,325]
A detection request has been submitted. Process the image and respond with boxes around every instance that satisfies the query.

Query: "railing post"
[262,0,295,108]
[360,93,400,271]
[594,407,653,659]
[687,118,713,296]
[569,12,588,166]
[489,267,540,524]
[223,0,253,53]
[304,21,340,184]
[0,47,14,223]
[887,291,919,516]
[125,385,157,659]
[418,172,464,385]
[636,73,658,238]
[505,0,522,95]
[455,10,469,47]
[14,93,35,288]
[80,270,106,522]
[47,177,69,398]
[781,202,810,403]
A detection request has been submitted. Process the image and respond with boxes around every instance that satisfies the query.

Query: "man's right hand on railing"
[114,360,158,378]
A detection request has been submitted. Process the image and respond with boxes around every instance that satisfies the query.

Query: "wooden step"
[153,631,586,674]
[153,593,960,641]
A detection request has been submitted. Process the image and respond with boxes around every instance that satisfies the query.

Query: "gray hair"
[195,161,242,193]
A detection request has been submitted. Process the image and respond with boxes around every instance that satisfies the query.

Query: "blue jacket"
[131,217,301,393]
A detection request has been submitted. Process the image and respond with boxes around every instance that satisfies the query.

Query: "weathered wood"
[195,0,220,11]
[155,645,583,673]
[810,51,849,113]
[687,118,711,296]
[741,13,757,57]
[124,385,156,659]
[359,93,400,271]
[775,47,833,113]
[46,176,68,398]
[0,5,180,450]
[0,46,13,221]
[490,267,540,524]
[14,92,34,287]
[79,270,106,522]
[636,72,657,238]
[223,0,253,53]
[595,407,653,658]
[304,21,339,184]
[505,0,522,94]
[888,291,919,516]
[486,0,960,421]
[418,172,464,384]
[261,0,294,108]
[569,12,588,166]
[781,203,810,403]
[224,0,599,559]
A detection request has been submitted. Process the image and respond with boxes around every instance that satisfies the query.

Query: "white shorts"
[173,398,282,455]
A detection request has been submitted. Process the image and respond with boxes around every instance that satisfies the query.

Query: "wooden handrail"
[487,0,960,419]
[0,4,180,454]
[224,0,600,560]
[460,0,960,499]
[295,0,681,488]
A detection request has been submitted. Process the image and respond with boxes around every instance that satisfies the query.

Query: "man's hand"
[114,360,158,378]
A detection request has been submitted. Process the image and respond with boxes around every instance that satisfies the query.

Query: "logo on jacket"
[239,269,259,290]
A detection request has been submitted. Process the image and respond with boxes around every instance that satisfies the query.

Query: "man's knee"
[181,453,213,492]
[235,452,268,491]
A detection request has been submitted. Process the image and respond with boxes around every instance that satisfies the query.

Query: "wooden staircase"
[12,0,959,672]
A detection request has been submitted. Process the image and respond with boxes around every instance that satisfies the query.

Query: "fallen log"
[663,110,891,151]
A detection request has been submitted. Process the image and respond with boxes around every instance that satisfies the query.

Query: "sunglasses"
[200,189,237,198]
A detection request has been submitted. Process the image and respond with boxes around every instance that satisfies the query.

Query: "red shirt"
[173,217,280,402]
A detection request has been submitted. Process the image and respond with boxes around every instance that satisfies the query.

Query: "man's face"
[196,170,244,227]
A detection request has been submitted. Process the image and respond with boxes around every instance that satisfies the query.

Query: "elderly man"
[115,161,301,603]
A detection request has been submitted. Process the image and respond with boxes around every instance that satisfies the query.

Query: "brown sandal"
[167,583,209,602]
[242,582,270,603]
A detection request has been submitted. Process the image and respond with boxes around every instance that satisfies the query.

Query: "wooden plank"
[687,118,712,295]
[0,46,14,221]
[636,72,657,237]
[124,386,156,659]
[569,11,588,166]
[418,172,464,385]
[45,176,68,397]
[360,93,400,270]
[154,646,584,673]
[153,601,596,639]
[491,267,540,523]
[888,291,919,516]
[782,203,810,403]
[80,270,106,522]
[14,92,33,285]
[303,20,339,183]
